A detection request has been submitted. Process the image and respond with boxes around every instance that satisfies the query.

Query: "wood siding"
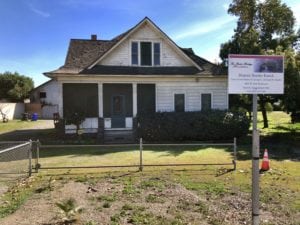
[100,23,192,67]
[156,81,228,112]
[57,76,228,119]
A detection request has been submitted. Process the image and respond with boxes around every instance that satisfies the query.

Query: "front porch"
[62,83,155,143]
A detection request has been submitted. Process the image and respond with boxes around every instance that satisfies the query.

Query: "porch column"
[98,83,103,117]
[133,83,137,117]
[58,82,63,117]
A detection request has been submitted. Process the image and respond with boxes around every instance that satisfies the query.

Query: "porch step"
[104,130,135,144]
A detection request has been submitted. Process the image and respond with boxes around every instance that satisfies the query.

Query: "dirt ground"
[0,173,298,225]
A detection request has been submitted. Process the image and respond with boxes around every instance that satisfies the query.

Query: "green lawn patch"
[0,120,50,134]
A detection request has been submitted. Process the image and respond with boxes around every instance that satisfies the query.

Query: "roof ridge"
[70,38,112,42]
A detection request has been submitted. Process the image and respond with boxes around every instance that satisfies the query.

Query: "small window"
[141,42,152,66]
[174,94,185,112]
[154,43,160,66]
[201,94,212,110]
[39,92,46,98]
[131,42,138,65]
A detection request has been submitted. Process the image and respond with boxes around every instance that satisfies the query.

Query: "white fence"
[0,103,24,120]
[0,103,57,119]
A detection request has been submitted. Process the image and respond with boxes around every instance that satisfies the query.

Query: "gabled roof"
[29,79,55,95]
[45,17,226,77]
[87,17,203,71]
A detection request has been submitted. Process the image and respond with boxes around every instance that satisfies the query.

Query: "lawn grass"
[0,119,51,134]
[257,111,300,135]
[38,146,234,169]
[0,111,299,224]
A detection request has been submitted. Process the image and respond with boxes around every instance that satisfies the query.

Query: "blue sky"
[0,0,299,87]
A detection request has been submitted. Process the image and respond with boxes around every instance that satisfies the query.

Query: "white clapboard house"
[44,17,228,142]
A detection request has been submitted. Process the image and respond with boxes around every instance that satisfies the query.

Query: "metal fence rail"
[0,141,33,177]
[38,138,237,171]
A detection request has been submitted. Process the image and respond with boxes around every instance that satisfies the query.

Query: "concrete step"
[104,130,135,144]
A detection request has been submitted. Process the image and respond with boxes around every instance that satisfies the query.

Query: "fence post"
[233,137,237,170]
[35,139,40,173]
[28,140,32,177]
[139,138,143,171]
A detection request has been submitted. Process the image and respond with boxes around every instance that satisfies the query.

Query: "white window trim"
[200,92,213,110]
[173,92,186,112]
[130,40,161,67]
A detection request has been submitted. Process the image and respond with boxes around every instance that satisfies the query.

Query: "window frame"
[173,93,186,112]
[131,40,161,66]
[153,42,161,66]
[140,41,152,66]
[131,41,139,65]
[201,93,213,111]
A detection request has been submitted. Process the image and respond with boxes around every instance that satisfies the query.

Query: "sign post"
[252,94,260,224]
[228,54,284,225]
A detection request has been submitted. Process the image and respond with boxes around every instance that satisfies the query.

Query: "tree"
[282,49,300,122]
[0,71,34,102]
[220,0,299,127]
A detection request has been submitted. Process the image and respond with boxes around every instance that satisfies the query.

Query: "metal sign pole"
[252,94,260,225]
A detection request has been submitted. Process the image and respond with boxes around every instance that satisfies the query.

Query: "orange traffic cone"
[260,149,270,172]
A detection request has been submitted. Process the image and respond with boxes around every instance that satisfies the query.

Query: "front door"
[111,95,125,128]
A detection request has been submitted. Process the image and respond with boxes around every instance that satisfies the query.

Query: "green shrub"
[136,110,250,142]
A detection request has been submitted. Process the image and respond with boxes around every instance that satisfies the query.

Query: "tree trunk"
[248,110,252,121]
[259,96,269,128]
[261,107,268,128]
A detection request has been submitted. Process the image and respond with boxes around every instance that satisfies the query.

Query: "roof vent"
[91,34,97,40]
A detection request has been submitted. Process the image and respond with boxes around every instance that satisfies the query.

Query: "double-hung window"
[131,41,160,66]
[201,93,212,110]
[131,42,138,65]
[141,42,152,66]
[153,43,160,66]
[174,94,185,112]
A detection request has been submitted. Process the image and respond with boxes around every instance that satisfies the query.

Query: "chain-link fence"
[0,141,33,177]
[0,140,41,196]
[37,138,237,172]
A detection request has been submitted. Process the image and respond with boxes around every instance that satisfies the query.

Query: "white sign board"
[228,54,284,94]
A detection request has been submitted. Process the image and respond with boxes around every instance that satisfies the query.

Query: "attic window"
[154,43,160,66]
[141,42,152,66]
[131,42,138,65]
[131,41,160,66]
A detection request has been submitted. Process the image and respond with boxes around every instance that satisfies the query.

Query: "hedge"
[136,110,250,142]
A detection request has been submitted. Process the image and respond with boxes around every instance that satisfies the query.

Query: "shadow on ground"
[0,127,299,162]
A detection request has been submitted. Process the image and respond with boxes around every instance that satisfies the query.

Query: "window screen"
[154,43,160,66]
[201,93,212,110]
[63,83,98,117]
[174,94,185,112]
[131,42,138,65]
[141,42,152,66]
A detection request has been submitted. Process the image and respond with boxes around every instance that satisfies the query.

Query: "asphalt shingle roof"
[63,39,115,69]
[45,18,226,76]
